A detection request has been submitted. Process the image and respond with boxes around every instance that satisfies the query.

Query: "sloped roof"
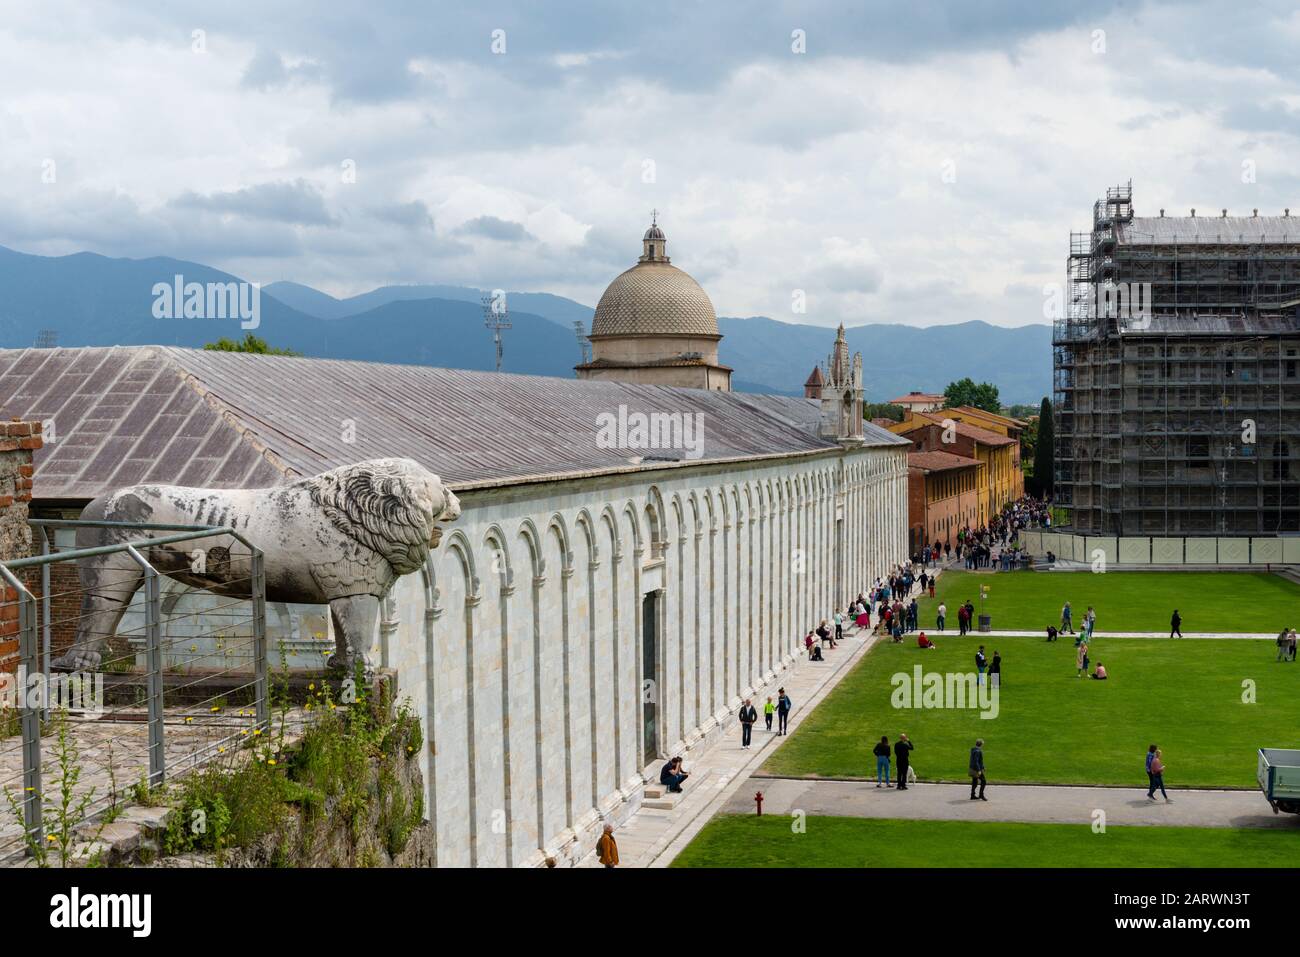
[804,366,824,388]
[908,450,983,473]
[889,391,943,404]
[895,411,1016,447]
[951,405,1027,429]
[0,346,904,500]
[1118,216,1300,245]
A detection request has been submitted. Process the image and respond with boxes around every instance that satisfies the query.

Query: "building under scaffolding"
[1054,183,1300,535]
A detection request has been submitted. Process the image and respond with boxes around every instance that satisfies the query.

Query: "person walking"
[1290,629,1298,662]
[596,823,619,868]
[1278,628,1289,662]
[776,688,792,735]
[834,610,844,643]
[969,738,987,801]
[975,645,987,685]
[763,695,775,731]
[936,601,947,632]
[1076,640,1089,678]
[894,733,914,790]
[1170,609,1182,639]
[739,698,757,749]
[1061,601,1074,635]
[1146,745,1170,802]
[1084,606,1096,640]
[873,735,892,788]
[989,650,1001,688]
[957,603,969,636]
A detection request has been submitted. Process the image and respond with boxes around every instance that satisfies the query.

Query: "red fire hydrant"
[754,791,764,816]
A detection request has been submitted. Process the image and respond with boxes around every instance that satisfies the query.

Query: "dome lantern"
[641,213,668,263]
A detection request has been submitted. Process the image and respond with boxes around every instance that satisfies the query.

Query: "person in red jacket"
[918,631,936,650]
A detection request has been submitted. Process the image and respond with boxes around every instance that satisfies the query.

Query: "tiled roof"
[889,392,943,404]
[575,355,733,370]
[0,346,904,500]
[804,367,824,387]
[951,405,1027,428]
[590,262,719,338]
[1118,216,1300,245]
[900,411,1016,447]
[908,450,983,473]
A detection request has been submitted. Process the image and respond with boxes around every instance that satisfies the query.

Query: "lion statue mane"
[51,458,461,673]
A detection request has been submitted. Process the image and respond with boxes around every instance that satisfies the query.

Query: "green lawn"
[917,570,1300,634]
[760,635,1300,788]
[672,815,1300,868]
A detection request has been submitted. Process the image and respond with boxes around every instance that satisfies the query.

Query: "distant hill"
[263,280,593,329]
[0,245,583,372]
[0,244,1051,402]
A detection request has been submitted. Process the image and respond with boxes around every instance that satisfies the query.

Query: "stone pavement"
[723,777,1297,830]
[580,617,886,867]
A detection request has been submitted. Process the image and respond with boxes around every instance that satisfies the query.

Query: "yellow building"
[886,409,1022,526]
[942,406,1026,499]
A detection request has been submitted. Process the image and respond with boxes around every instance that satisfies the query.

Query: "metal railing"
[0,521,267,863]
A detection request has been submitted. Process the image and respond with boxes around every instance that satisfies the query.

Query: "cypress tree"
[1034,396,1055,498]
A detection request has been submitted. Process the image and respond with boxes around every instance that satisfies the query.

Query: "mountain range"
[0,244,1052,402]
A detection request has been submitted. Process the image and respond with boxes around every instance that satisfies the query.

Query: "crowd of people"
[913,496,1052,573]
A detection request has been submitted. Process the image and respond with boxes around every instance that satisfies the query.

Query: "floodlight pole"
[482,293,512,373]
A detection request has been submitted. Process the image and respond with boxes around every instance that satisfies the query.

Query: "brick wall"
[0,420,42,674]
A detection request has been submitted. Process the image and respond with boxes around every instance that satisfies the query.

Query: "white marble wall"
[372,443,908,867]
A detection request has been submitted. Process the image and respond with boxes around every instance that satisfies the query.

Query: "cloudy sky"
[3,0,1299,327]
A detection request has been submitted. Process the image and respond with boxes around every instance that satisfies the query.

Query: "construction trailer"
[1054,183,1300,536]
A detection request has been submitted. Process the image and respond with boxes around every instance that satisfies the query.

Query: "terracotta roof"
[804,366,824,387]
[908,450,984,473]
[869,417,899,428]
[575,355,733,371]
[906,411,1016,447]
[0,346,905,500]
[889,391,943,404]
[951,405,1027,428]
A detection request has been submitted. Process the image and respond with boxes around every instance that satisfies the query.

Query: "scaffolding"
[1053,183,1300,536]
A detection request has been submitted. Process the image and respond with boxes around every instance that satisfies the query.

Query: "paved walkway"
[723,778,1297,830]
[579,617,887,867]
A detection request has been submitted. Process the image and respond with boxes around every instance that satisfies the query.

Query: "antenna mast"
[481,290,512,373]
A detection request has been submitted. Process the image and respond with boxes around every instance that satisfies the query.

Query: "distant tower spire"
[819,324,865,444]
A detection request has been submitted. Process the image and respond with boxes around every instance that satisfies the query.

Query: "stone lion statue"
[51,458,461,674]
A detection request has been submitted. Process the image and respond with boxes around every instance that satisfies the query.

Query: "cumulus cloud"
[2,0,1300,320]
[170,179,338,226]
[456,215,536,242]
